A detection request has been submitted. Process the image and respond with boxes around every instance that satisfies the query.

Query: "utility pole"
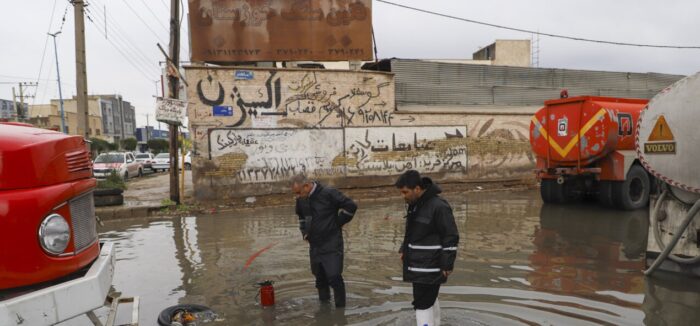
[168,0,181,204]
[11,87,18,122]
[145,113,150,142]
[15,82,37,121]
[18,83,24,121]
[74,0,89,138]
[49,31,67,133]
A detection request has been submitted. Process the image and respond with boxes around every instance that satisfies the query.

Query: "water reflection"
[529,204,648,304]
[88,191,700,325]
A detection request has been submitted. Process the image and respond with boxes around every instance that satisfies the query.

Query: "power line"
[137,0,169,33]
[32,0,60,107]
[86,0,160,75]
[120,0,167,44]
[85,7,156,75]
[375,0,700,50]
[87,7,157,73]
[83,11,156,82]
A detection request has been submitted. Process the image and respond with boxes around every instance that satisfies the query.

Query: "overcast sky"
[2,0,699,129]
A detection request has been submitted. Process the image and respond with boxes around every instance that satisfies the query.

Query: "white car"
[134,153,155,171]
[93,152,143,180]
[151,153,171,172]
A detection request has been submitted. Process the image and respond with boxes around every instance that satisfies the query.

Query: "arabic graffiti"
[345,126,468,176]
[188,68,395,129]
[208,128,344,183]
[215,130,259,150]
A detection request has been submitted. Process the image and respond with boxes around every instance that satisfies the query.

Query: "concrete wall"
[472,40,531,67]
[391,59,684,107]
[186,66,534,199]
[494,40,531,67]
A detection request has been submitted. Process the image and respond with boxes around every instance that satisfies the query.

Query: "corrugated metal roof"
[390,59,684,107]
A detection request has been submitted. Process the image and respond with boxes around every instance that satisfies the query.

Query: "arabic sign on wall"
[186,66,395,146]
[156,97,188,125]
[208,128,344,183]
[188,0,373,62]
[344,126,468,176]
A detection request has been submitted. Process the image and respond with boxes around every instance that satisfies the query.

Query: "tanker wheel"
[540,179,566,203]
[597,181,615,207]
[613,164,650,210]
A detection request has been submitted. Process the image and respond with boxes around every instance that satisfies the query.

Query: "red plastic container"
[259,281,275,306]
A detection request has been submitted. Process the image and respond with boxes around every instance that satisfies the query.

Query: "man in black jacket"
[291,174,357,308]
[395,170,459,326]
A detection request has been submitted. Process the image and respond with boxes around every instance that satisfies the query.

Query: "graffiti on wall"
[343,126,468,176]
[207,128,344,183]
[187,68,395,131]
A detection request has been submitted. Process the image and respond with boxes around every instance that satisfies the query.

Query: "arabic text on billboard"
[156,98,188,125]
[188,0,372,62]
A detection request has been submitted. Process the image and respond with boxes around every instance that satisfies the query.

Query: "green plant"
[89,137,110,154]
[176,204,191,212]
[96,170,127,190]
[161,198,176,206]
[121,137,137,151]
[148,139,169,155]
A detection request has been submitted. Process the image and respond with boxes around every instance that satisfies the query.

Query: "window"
[95,153,125,163]
[96,129,101,135]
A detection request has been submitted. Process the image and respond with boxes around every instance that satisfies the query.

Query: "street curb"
[95,204,168,221]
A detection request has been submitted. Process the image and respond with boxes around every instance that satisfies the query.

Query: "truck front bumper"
[0,241,115,326]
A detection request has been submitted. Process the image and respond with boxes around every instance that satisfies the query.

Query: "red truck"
[0,122,115,325]
[530,96,652,210]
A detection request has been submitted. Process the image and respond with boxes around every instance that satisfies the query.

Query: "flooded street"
[90,190,700,325]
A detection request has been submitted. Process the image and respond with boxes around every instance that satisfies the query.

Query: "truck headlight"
[39,213,71,255]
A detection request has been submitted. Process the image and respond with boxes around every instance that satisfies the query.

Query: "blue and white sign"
[234,70,254,80]
[213,105,234,116]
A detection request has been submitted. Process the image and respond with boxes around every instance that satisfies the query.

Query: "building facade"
[0,99,27,120]
[473,40,532,67]
[28,102,103,136]
[28,94,137,143]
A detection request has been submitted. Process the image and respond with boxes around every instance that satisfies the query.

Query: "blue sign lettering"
[213,106,234,116]
[234,70,254,80]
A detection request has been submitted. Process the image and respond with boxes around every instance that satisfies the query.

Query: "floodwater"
[70,190,700,325]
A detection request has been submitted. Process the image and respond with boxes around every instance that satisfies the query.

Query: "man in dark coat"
[395,170,459,326]
[292,174,357,308]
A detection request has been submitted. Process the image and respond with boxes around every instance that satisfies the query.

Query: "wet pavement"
[122,170,193,207]
[73,190,700,325]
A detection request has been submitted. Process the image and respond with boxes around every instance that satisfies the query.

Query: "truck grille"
[69,192,98,253]
[65,150,92,173]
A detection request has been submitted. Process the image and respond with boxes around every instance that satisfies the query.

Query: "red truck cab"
[0,123,99,290]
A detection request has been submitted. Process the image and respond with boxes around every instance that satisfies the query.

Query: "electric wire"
[137,0,169,33]
[376,0,700,49]
[86,4,158,75]
[31,0,60,111]
[120,0,167,44]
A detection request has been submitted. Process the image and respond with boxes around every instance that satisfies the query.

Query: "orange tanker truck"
[530,96,652,210]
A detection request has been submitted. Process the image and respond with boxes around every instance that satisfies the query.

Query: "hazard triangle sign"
[647,115,675,141]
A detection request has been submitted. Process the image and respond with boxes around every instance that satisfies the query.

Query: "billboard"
[188,0,373,62]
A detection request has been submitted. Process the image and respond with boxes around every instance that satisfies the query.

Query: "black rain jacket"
[400,178,459,284]
[296,182,357,254]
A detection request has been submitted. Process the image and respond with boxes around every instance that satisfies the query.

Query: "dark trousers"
[310,251,346,306]
[412,283,441,310]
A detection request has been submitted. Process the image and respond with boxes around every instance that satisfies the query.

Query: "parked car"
[93,152,142,180]
[152,153,171,172]
[134,152,155,171]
